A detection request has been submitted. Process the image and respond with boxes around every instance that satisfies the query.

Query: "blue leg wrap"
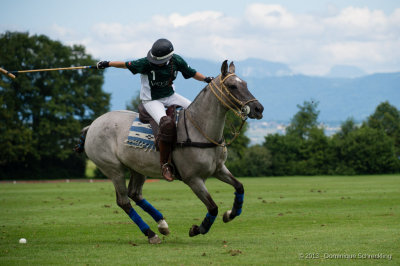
[129,207,150,234]
[137,199,163,222]
[233,192,244,216]
[199,212,217,234]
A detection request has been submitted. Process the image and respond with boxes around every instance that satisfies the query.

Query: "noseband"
[209,73,257,121]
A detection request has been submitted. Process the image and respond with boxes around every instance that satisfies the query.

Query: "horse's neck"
[184,83,227,142]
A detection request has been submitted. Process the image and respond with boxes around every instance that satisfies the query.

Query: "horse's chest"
[174,146,227,178]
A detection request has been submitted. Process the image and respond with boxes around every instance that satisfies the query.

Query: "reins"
[178,73,256,148]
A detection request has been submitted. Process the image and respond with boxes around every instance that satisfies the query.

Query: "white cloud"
[324,7,387,29]
[167,11,223,28]
[42,4,400,75]
[245,4,296,29]
[50,24,76,38]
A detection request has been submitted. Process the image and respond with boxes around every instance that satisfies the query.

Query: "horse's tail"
[74,126,90,153]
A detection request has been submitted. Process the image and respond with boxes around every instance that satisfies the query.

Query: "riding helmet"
[147,38,174,64]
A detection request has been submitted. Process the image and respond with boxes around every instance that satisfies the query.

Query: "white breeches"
[142,93,191,124]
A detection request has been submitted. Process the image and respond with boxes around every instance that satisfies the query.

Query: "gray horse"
[81,60,264,244]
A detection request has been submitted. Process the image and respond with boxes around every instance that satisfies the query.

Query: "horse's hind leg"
[99,166,161,244]
[127,170,170,236]
[215,164,244,223]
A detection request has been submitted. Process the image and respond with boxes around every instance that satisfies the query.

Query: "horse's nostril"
[256,105,264,113]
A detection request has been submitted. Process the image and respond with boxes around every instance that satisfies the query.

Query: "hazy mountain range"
[103,58,400,144]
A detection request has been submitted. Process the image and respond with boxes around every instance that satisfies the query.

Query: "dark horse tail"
[74,126,90,153]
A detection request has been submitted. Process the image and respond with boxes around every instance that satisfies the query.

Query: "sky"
[1,0,400,75]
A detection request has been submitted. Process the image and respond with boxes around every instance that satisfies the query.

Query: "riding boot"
[159,140,174,182]
[157,116,177,182]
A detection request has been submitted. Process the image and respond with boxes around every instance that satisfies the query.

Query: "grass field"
[0,175,399,265]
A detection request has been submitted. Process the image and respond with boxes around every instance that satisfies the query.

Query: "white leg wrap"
[223,210,233,223]
[158,219,170,235]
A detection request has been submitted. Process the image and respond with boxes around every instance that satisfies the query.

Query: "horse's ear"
[221,60,228,77]
[229,61,235,73]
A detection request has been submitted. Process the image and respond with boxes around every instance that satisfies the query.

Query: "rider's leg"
[142,100,166,124]
[165,93,192,109]
[143,99,176,181]
[157,116,176,182]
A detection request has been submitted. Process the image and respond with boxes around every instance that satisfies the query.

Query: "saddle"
[138,103,179,149]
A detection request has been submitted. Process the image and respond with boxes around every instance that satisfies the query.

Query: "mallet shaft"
[0,67,16,79]
[15,65,96,73]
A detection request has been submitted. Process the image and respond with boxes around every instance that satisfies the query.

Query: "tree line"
[1,32,399,179]
[0,32,109,179]
[226,100,400,176]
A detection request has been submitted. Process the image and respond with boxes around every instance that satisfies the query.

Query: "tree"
[263,100,334,175]
[336,118,359,138]
[296,127,333,175]
[0,32,110,179]
[337,126,398,174]
[331,118,360,174]
[224,112,251,175]
[286,100,320,139]
[366,101,400,156]
[126,90,141,112]
[263,133,300,176]
[237,145,271,177]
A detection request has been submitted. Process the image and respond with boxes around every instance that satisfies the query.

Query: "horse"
[81,60,264,244]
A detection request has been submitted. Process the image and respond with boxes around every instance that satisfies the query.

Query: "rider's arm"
[109,61,127,68]
[193,72,213,83]
[193,72,206,81]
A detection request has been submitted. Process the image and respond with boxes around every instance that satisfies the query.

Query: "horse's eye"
[229,85,237,90]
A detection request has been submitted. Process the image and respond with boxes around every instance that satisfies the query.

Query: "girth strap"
[175,141,222,148]
[175,109,225,149]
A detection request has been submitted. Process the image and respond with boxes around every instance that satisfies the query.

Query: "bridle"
[210,73,257,120]
[181,73,257,148]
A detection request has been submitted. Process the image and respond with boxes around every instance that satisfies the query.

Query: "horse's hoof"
[189,225,200,237]
[148,234,162,244]
[223,210,232,223]
[158,219,170,236]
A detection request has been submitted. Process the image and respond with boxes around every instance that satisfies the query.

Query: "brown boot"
[157,116,177,182]
[159,140,174,182]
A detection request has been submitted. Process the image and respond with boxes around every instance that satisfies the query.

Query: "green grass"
[0,175,399,265]
[85,160,97,179]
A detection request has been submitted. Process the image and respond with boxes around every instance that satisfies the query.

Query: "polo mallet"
[0,65,98,79]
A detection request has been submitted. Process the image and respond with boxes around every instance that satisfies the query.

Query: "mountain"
[244,72,400,122]
[102,59,400,124]
[327,65,366,78]
[185,58,293,78]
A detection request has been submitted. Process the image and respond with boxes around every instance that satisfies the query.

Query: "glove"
[97,61,110,69]
[204,77,214,83]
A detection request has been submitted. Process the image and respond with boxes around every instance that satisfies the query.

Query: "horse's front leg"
[215,164,244,223]
[185,178,218,237]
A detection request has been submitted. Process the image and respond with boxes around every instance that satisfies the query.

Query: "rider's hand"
[97,61,110,69]
[204,77,214,83]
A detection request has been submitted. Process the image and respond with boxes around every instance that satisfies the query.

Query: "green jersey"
[125,54,197,100]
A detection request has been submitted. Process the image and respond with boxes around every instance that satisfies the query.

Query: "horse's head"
[213,60,264,120]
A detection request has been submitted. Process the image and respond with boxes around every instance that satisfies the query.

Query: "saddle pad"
[125,117,156,151]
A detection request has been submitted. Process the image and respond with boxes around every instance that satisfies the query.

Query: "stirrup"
[161,163,175,182]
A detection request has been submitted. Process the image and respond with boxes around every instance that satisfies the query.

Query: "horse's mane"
[187,74,221,109]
